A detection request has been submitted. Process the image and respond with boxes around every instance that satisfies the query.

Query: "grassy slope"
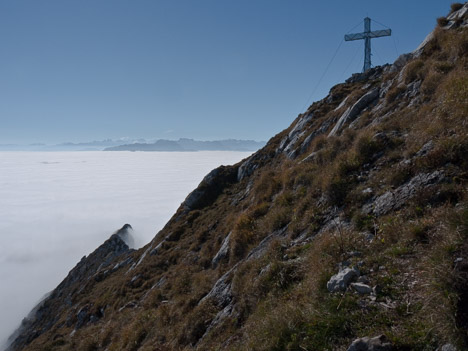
[20,9,468,351]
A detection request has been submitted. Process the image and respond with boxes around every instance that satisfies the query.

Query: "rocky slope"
[7,3,468,351]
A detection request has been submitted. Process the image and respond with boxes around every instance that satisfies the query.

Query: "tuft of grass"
[437,16,449,27]
[386,85,406,103]
[450,3,464,13]
[404,59,426,84]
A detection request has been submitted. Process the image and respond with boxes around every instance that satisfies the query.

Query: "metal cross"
[345,17,391,72]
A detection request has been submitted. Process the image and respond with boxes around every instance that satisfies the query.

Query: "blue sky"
[0,0,455,144]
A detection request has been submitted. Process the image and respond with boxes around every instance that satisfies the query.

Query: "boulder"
[346,335,392,351]
[327,267,360,292]
[439,344,457,351]
[328,88,380,137]
[351,283,373,295]
[183,165,238,211]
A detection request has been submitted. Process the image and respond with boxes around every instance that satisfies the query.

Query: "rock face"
[328,88,380,137]
[327,267,360,292]
[371,171,444,216]
[6,224,134,351]
[346,335,392,351]
[183,165,238,211]
[212,232,232,268]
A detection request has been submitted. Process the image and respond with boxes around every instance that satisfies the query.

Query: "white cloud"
[0,150,251,347]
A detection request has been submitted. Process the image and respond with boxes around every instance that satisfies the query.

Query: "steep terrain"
[8,4,468,351]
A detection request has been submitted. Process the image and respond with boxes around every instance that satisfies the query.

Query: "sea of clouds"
[0,150,251,348]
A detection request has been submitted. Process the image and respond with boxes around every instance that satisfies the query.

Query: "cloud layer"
[0,151,251,347]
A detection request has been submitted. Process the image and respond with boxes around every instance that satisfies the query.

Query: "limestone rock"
[346,335,392,351]
[372,171,444,216]
[439,344,457,351]
[212,232,231,268]
[328,88,379,137]
[183,165,238,211]
[351,282,373,295]
[327,267,360,292]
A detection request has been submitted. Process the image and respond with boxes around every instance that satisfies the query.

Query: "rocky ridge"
[7,3,468,351]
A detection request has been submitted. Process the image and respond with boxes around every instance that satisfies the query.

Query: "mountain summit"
[7,3,468,351]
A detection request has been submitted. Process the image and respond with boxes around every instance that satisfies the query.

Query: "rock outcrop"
[7,224,134,351]
[327,267,360,292]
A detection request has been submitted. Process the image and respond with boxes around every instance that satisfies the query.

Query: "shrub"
[404,59,425,84]
[434,61,454,74]
[231,213,256,258]
[326,177,351,206]
[269,207,292,231]
[389,165,413,186]
[450,3,464,13]
[386,85,406,103]
[355,135,383,164]
[421,71,442,96]
[437,17,449,27]
[250,202,270,219]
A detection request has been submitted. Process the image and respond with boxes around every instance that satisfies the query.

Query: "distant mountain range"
[104,138,266,152]
[0,138,265,152]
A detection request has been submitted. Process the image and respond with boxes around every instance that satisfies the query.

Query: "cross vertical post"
[344,17,391,72]
[364,17,371,72]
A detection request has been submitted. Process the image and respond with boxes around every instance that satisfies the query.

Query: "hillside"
[7,4,468,351]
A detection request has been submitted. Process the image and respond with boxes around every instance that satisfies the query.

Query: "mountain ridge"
[7,3,468,350]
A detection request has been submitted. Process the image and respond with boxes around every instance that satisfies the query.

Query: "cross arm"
[345,29,391,41]
[344,32,365,41]
[368,29,391,38]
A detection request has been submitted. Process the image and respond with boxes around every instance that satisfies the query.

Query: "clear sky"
[0,0,456,144]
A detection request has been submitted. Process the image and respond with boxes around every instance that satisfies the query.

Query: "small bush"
[356,135,383,163]
[434,61,454,74]
[269,207,292,231]
[326,177,351,206]
[404,59,425,84]
[231,213,256,258]
[450,3,464,13]
[389,165,413,186]
[386,85,406,103]
[250,202,270,219]
[421,71,442,96]
[410,224,430,243]
[437,17,449,27]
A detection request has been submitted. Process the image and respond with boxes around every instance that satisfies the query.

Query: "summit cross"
[345,17,391,72]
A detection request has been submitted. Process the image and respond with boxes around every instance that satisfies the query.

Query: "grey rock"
[415,140,434,157]
[327,267,360,292]
[439,344,457,351]
[372,171,444,216]
[300,151,318,163]
[390,53,413,73]
[351,283,373,295]
[357,275,370,284]
[329,88,379,137]
[362,187,373,195]
[246,226,288,261]
[200,270,234,308]
[276,113,314,158]
[212,232,232,268]
[347,335,392,351]
[183,165,238,210]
